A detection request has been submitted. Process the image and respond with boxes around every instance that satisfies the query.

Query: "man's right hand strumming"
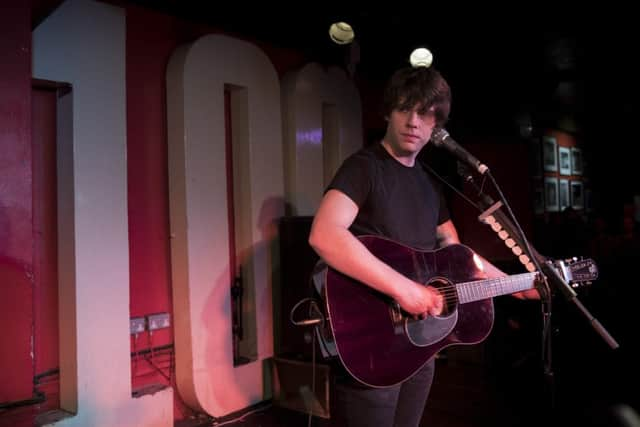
[394,282,444,318]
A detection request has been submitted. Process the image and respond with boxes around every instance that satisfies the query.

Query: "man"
[308,65,537,427]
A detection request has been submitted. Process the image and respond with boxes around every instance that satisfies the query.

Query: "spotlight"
[409,48,433,68]
[329,22,355,45]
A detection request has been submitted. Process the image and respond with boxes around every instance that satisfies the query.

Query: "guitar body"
[324,235,495,388]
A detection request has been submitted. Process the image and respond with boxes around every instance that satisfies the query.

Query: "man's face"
[386,104,437,157]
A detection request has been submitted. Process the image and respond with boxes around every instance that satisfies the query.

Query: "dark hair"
[382,66,451,127]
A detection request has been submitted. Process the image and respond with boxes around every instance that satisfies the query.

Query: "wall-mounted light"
[329,22,355,45]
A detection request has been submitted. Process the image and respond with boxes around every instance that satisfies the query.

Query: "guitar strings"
[413,253,543,306]
[419,277,538,305]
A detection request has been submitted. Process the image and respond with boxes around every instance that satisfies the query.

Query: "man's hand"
[512,288,541,300]
[395,283,444,317]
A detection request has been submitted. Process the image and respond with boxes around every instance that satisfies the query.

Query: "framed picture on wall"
[545,176,559,212]
[542,136,558,172]
[559,179,570,211]
[571,180,584,209]
[558,146,571,175]
[571,147,583,175]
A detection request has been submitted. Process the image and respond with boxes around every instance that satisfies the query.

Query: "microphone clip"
[431,128,489,175]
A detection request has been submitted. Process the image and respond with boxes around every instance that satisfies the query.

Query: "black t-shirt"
[327,142,450,250]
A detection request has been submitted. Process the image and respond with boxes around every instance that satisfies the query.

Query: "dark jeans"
[331,359,436,427]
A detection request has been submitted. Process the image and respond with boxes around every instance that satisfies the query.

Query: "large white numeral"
[281,63,363,215]
[166,34,284,417]
[33,1,173,426]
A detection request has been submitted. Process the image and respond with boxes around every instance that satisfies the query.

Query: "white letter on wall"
[282,63,363,215]
[33,1,173,426]
[166,34,284,417]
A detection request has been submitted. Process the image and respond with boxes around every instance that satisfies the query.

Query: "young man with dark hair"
[309,66,537,427]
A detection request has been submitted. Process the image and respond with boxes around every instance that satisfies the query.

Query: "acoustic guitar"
[320,235,598,388]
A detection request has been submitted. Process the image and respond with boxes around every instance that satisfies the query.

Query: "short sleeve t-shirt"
[327,142,450,250]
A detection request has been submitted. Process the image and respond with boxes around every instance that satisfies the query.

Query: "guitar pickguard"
[404,310,458,347]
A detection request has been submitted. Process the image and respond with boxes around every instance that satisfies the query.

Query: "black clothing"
[327,142,450,250]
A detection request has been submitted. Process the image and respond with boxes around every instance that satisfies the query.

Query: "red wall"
[125,9,215,417]
[126,5,185,358]
[0,1,34,404]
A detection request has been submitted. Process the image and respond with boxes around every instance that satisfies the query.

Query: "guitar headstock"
[552,257,599,288]
[476,199,600,290]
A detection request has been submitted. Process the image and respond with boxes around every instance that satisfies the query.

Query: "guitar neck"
[456,272,537,304]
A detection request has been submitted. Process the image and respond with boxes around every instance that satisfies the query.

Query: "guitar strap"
[309,260,338,359]
[288,259,338,359]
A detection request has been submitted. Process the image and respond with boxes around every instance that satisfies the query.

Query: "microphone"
[431,128,489,175]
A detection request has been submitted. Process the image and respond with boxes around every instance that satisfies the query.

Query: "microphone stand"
[456,164,619,414]
[456,167,555,410]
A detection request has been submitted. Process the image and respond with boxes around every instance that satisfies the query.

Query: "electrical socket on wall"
[146,313,171,331]
[130,317,146,335]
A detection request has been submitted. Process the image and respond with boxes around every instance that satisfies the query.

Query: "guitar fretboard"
[456,272,537,304]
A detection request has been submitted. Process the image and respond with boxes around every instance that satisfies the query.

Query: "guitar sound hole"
[428,277,457,317]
